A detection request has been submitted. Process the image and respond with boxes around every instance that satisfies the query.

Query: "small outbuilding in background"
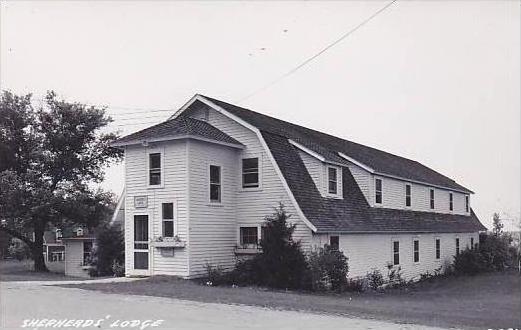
[61,227,96,278]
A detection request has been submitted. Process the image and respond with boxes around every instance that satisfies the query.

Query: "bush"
[7,243,31,261]
[345,277,367,292]
[366,269,384,290]
[308,244,349,292]
[89,224,125,276]
[204,263,227,286]
[386,263,405,287]
[252,204,309,289]
[453,233,517,275]
[453,248,486,275]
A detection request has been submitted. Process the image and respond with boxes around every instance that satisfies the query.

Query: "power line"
[236,0,398,103]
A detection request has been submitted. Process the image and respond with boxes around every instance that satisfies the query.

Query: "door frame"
[131,211,153,276]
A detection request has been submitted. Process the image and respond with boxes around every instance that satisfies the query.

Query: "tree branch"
[0,225,34,248]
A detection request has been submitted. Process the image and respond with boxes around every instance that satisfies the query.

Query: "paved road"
[0,282,448,330]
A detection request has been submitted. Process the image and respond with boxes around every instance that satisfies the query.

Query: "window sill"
[207,202,224,207]
[147,185,164,190]
[239,187,263,193]
[234,247,262,255]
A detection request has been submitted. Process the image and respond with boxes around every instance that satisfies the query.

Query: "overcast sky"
[1,1,519,230]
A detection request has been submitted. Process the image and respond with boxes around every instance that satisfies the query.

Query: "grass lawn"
[63,271,521,329]
[0,260,75,282]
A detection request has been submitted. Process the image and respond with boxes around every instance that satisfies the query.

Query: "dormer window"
[328,167,338,194]
[375,178,383,204]
[405,184,411,207]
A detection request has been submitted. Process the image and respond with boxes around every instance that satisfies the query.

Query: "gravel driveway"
[0,282,446,330]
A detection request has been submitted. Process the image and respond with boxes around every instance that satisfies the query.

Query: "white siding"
[298,151,342,198]
[371,175,469,215]
[124,141,190,277]
[312,232,479,279]
[187,140,239,277]
[64,241,90,278]
[190,107,313,250]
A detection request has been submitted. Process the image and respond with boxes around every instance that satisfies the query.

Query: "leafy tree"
[89,223,125,276]
[0,90,121,271]
[254,204,309,289]
[492,213,504,237]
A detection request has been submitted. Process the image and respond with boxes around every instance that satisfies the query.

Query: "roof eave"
[111,135,244,149]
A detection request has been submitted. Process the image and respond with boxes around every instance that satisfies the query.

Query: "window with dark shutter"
[430,189,435,209]
[449,193,453,211]
[435,238,440,259]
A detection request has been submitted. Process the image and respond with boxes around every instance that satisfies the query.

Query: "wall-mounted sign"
[134,196,148,208]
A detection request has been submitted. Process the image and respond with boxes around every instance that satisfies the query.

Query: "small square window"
[240,227,258,246]
[329,236,339,250]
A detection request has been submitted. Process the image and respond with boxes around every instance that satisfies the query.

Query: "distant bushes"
[453,233,518,275]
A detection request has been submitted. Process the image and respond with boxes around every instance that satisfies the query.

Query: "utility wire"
[236,0,398,103]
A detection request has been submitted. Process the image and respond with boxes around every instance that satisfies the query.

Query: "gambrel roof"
[114,94,486,233]
[113,115,242,148]
[203,96,472,194]
[198,96,484,233]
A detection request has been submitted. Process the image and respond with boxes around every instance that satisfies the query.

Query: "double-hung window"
[413,239,420,263]
[240,227,258,247]
[329,236,339,250]
[430,189,435,209]
[449,193,453,211]
[149,153,161,186]
[405,184,412,207]
[209,165,221,203]
[162,203,174,237]
[393,241,400,265]
[242,158,259,188]
[328,167,338,195]
[435,238,441,259]
[375,178,383,204]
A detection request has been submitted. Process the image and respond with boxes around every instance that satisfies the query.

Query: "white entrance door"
[133,214,151,275]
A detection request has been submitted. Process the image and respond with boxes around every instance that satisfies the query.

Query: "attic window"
[375,178,383,204]
[327,167,338,194]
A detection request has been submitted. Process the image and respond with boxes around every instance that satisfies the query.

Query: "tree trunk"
[32,225,48,272]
